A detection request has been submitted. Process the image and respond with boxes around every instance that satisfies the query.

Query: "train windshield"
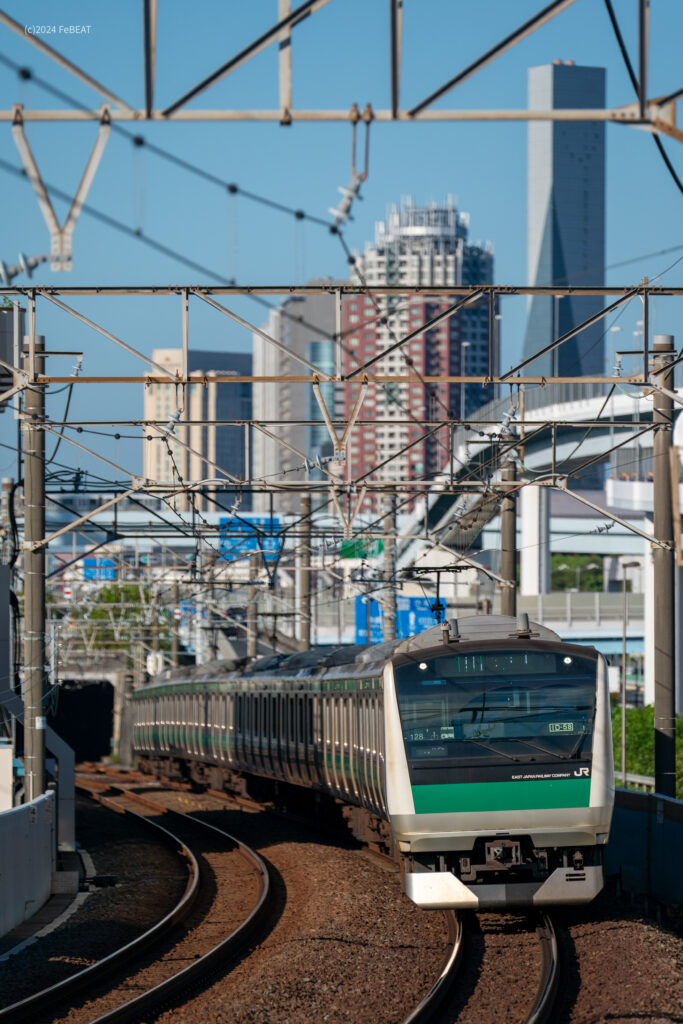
[394,648,597,766]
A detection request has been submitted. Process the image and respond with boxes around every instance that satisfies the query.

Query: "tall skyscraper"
[251,286,340,514]
[143,349,252,511]
[524,62,606,384]
[342,197,496,510]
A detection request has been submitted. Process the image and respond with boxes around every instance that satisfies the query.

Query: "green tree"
[611,703,683,798]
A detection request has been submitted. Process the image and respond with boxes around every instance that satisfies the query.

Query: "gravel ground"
[555,887,683,1024]
[143,790,450,1024]
[442,912,543,1023]
[8,774,681,1024]
[51,796,263,1024]
[0,794,188,1010]
[439,887,683,1024]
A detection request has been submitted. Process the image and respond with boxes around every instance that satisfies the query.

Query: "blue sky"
[0,0,682,479]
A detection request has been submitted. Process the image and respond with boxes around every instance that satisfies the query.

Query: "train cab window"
[394,648,598,770]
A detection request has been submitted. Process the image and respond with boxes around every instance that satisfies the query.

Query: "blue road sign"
[218,516,283,563]
[354,596,442,644]
[83,558,116,581]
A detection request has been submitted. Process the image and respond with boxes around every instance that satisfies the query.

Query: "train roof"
[393,615,561,655]
[137,615,573,693]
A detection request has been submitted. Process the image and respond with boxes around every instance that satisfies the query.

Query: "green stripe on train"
[411,778,591,814]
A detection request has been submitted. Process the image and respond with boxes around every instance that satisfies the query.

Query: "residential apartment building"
[341,197,496,510]
[143,348,252,511]
[251,286,340,514]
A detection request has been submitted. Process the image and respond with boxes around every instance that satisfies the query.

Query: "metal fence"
[606,790,683,906]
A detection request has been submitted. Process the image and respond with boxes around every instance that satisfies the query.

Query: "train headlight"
[419,662,428,671]
[563,656,573,665]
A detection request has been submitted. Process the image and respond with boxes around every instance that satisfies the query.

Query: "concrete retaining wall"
[0,792,56,938]
[606,789,683,906]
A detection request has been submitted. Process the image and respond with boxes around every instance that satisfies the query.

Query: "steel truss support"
[143,0,157,120]
[12,106,111,270]
[548,481,671,550]
[40,292,177,377]
[390,0,402,119]
[278,0,292,123]
[408,0,577,116]
[191,289,331,378]
[346,292,485,379]
[313,377,367,452]
[330,485,367,538]
[1,1,680,139]
[162,0,332,116]
[0,9,135,111]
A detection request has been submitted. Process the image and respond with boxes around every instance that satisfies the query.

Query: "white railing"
[517,592,644,629]
[619,772,656,793]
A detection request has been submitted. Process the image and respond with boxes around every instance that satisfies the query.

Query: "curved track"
[415,910,560,1024]
[0,780,271,1024]
[401,910,464,1024]
[526,913,560,1024]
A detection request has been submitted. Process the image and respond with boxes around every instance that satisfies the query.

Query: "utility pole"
[1,477,13,563]
[151,585,159,656]
[383,493,397,641]
[500,438,517,618]
[194,547,205,666]
[23,334,45,800]
[171,580,179,668]
[298,493,311,650]
[652,334,676,797]
[246,551,258,659]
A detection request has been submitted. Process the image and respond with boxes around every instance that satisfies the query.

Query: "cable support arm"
[548,480,671,550]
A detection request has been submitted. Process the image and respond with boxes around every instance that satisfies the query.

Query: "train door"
[227,692,235,765]
[339,695,349,798]
[330,694,341,796]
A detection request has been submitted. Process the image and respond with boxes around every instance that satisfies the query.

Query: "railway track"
[71,767,560,1024]
[0,776,272,1024]
[527,913,560,1024]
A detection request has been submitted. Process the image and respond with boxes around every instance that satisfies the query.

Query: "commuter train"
[132,615,614,910]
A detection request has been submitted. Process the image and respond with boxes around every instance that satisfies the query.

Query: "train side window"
[271,695,278,739]
[308,697,313,744]
[289,699,295,743]
[298,697,304,743]
[237,694,242,735]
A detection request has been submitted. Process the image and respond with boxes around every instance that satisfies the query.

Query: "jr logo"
[573,767,590,777]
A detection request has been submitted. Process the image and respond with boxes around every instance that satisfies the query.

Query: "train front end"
[383,618,614,910]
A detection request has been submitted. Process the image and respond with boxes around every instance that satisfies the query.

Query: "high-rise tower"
[342,197,496,510]
[524,62,606,384]
[143,349,252,512]
[251,287,340,514]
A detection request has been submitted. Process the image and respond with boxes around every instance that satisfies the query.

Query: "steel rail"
[88,796,272,1024]
[0,790,201,1024]
[526,913,560,1024]
[401,910,464,1024]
